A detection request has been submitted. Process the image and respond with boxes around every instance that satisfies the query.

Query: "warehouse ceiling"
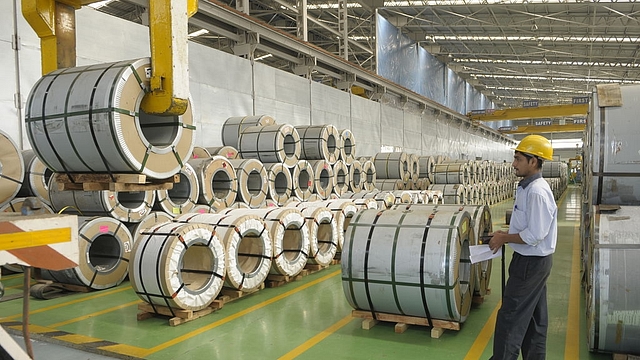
[92,0,640,141]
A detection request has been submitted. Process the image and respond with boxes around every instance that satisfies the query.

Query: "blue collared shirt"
[508,172,558,256]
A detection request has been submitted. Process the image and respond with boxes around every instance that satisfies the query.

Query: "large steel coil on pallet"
[154,163,199,217]
[309,160,335,200]
[587,205,640,354]
[373,152,409,181]
[176,213,272,291]
[221,115,275,149]
[0,130,24,208]
[290,160,314,201]
[238,124,301,168]
[433,163,470,185]
[265,163,292,206]
[333,160,350,196]
[25,58,195,179]
[127,211,174,244]
[287,199,357,251]
[189,156,237,209]
[218,207,310,277]
[49,185,155,223]
[339,129,356,165]
[130,221,225,311]
[296,125,341,164]
[342,207,474,323]
[361,160,376,191]
[348,160,364,193]
[41,216,132,290]
[229,158,268,208]
[19,150,52,206]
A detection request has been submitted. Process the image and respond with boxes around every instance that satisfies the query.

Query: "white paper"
[469,244,502,264]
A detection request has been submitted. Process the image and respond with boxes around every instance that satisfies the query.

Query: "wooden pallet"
[218,283,265,302]
[53,173,180,192]
[137,300,224,326]
[613,354,640,360]
[351,310,460,338]
[265,270,308,288]
[472,288,492,305]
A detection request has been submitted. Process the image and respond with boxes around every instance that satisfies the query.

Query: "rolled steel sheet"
[418,156,435,183]
[176,213,272,291]
[373,152,410,181]
[542,161,566,178]
[333,160,350,196]
[228,201,251,209]
[348,160,364,193]
[429,184,466,204]
[238,124,301,168]
[433,163,469,185]
[374,179,404,191]
[265,162,292,206]
[1,197,54,214]
[49,185,155,223]
[296,206,338,266]
[361,160,377,191]
[0,131,24,208]
[154,163,199,217]
[309,160,335,200]
[127,211,173,244]
[339,129,356,165]
[189,156,237,209]
[588,205,640,354]
[191,146,211,160]
[229,158,268,208]
[218,208,310,277]
[296,125,341,164]
[290,160,315,201]
[19,150,52,206]
[130,221,225,311]
[287,199,357,251]
[222,115,275,149]
[41,216,132,289]
[342,207,473,322]
[415,178,431,191]
[340,190,393,210]
[409,154,420,183]
[25,58,195,179]
[206,146,239,160]
[391,190,415,204]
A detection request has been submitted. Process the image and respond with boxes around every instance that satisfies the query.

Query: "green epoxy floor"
[0,185,614,359]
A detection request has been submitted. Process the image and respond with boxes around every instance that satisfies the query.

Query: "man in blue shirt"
[488,134,558,360]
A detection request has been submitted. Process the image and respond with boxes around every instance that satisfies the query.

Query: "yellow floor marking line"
[463,301,501,360]
[55,333,103,344]
[142,269,342,357]
[1,285,132,320]
[278,315,353,360]
[564,224,581,359]
[49,300,141,328]
[98,343,148,359]
[0,274,23,281]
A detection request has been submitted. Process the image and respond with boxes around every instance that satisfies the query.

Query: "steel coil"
[238,124,301,168]
[347,160,364,193]
[296,206,338,266]
[287,199,357,251]
[154,163,199,216]
[127,211,174,244]
[229,158,268,208]
[433,163,469,185]
[290,160,315,201]
[373,152,409,181]
[206,146,239,160]
[296,125,341,164]
[191,146,211,160]
[19,150,52,206]
[333,160,350,196]
[309,160,335,200]
[191,204,221,214]
[339,129,356,165]
[0,130,24,208]
[361,160,377,191]
[221,115,275,149]
[130,221,225,311]
[265,162,292,206]
[25,58,195,179]
[340,190,393,210]
[189,156,237,209]
[1,197,54,214]
[429,184,466,204]
[374,179,404,191]
[418,156,435,183]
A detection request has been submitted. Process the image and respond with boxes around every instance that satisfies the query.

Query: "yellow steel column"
[22,0,57,75]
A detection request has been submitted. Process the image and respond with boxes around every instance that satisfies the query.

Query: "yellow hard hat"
[513,134,553,161]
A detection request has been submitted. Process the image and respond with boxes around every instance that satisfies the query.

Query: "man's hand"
[488,230,508,253]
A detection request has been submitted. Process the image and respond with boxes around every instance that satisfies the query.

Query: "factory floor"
[0,185,613,360]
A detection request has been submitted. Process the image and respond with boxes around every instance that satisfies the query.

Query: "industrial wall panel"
[420,49,446,104]
[421,112,440,155]
[254,63,311,125]
[311,82,350,129]
[380,106,404,149]
[447,68,466,115]
[403,112,422,154]
[351,95,380,157]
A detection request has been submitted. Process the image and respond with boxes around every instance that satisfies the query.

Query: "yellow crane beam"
[498,124,586,134]
[468,104,588,122]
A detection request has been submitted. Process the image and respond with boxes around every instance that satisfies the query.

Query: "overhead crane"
[497,123,586,135]
[467,103,588,122]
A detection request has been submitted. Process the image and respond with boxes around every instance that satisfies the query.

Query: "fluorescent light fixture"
[255,54,273,61]
[88,0,117,9]
[188,29,209,38]
[549,139,583,150]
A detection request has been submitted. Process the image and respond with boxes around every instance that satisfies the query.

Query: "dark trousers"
[491,252,553,360]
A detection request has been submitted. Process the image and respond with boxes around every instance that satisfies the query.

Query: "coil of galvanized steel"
[409,154,420,183]
[191,146,211,160]
[49,185,155,223]
[289,159,315,201]
[333,160,350,196]
[415,178,431,191]
[238,124,301,168]
[228,202,251,209]
[342,207,474,323]
[361,160,377,191]
[218,207,310,277]
[373,152,409,181]
[229,158,268,208]
[340,190,392,210]
[390,190,414,204]
[0,131,24,208]
[40,216,132,290]
[587,205,640,354]
[221,115,275,149]
[296,125,341,164]
[295,206,338,266]
[127,211,173,244]
[308,160,335,200]
[130,221,225,311]
[418,156,435,183]
[287,199,357,251]
[264,163,292,206]
[429,184,466,204]
[191,204,221,214]
[374,179,404,191]
[206,145,239,160]
[423,190,444,204]
[25,58,195,179]
[347,160,364,193]
[18,150,52,206]
[1,197,54,214]
[189,156,237,209]
[433,163,469,185]
[542,161,566,178]
[176,213,272,291]
[339,129,356,165]
[154,163,199,217]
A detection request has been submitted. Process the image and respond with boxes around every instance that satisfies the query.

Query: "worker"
[487,134,558,360]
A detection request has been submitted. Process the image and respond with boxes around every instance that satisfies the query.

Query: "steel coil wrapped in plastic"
[126,211,174,244]
[290,160,315,201]
[229,158,268,208]
[347,160,364,193]
[191,146,211,160]
[287,199,358,251]
[206,146,239,160]
[0,130,24,208]
[25,58,195,179]
[309,160,335,200]
[19,150,52,206]
[189,156,237,209]
[222,115,275,149]
[264,163,293,206]
[340,190,392,210]
[154,163,199,217]
[296,125,341,164]
[130,221,225,311]
[342,207,474,323]
[332,160,350,196]
[339,129,356,165]
[238,123,301,168]
[41,216,133,290]
[296,206,338,266]
[361,160,377,191]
